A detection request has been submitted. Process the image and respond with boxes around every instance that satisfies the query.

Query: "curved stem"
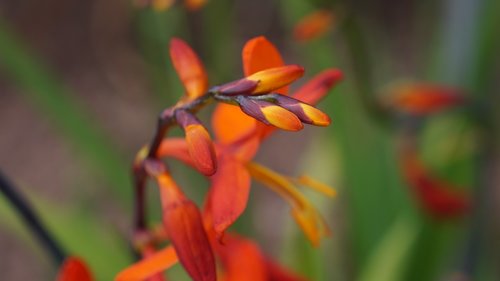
[132,92,215,240]
[0,170,66,265]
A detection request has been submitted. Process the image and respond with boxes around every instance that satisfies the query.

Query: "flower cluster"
[111,36,342,281]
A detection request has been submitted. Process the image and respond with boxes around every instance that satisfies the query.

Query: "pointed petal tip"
[169,37,208,99]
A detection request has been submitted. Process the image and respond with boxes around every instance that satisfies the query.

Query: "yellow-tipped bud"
[246,65,304,94]
[261,105,304,131]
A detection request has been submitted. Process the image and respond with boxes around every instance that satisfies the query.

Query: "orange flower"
[399,139,470,218]
[383,82,466,115]
[56,257,94,281]
[159,36,340,245]
[294,10,334,42]
[119,36,341,281]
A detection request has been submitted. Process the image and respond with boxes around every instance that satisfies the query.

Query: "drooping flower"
[293,10,335,42]
[382,82,466,115]
[56,257,94,281]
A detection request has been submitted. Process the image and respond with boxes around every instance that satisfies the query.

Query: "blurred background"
[0,0,499,280]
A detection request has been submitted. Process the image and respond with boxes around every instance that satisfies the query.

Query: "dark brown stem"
[131,91,215,240]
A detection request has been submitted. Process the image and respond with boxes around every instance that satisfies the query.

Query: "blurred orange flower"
[294,10,334,42]
[383,83,466,115]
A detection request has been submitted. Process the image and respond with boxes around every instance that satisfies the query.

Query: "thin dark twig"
[0,170,66,265]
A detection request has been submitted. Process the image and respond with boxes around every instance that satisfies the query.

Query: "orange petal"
[184,0,207,11]
[57,257,94,281]
[247,65,305,94]
[242,36,287,95]
[293,10,334,42]
[157,138,194,166]
[212,103,258,144]
[216,236,268,281]
[210,156,251,240]
[158,174,217,281]
[115,247,178,281]
[385,83,465,115]
[170,38,208,100]
[176,110,217,176]
[399,142,470,218]
[292,69,343,105]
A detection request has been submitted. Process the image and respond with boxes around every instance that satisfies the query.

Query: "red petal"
[57,257,94,281]
[158,174,216,281]
[292,69,343,105]
[400,144,470,218]
[216,236,268,281]
[169,38,208,100]
[210,156,251,239]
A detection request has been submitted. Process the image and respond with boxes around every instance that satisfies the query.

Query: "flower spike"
[176,110,217,176]
[170,38,208,100]
[237,96,304,131]
[157,173,216,281]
